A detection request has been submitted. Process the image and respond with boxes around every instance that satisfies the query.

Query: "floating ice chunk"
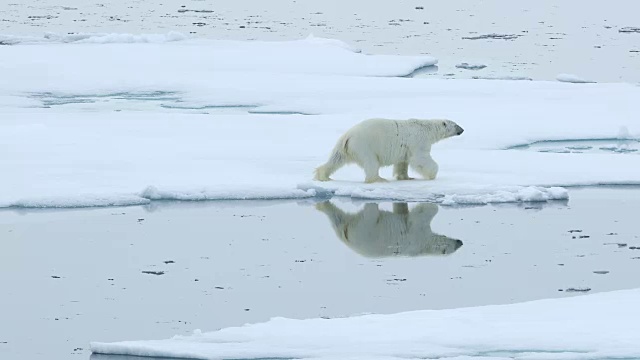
[299,183,568,205]
[619,26,640,33]
[90,288,640,360]
[440,186,568,205]
[556,73,595,83]
[140,186,316,201]
[462,33,522,40]
[455,62,487,70]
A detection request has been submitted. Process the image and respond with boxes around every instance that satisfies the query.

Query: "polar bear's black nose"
[455,240,463,249]
[455,125,464,135]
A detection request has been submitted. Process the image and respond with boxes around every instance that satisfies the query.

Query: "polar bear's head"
[439,119,464,139]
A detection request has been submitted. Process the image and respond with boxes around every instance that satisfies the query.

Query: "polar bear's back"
[344,118,399,139]
[343,118,417,166]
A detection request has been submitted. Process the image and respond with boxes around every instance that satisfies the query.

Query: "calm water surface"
[1,188,640,360]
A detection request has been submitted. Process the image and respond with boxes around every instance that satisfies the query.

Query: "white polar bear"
[315,201,463,258]
[314,118,464,183]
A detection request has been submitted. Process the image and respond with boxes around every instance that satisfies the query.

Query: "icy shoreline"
[2,185,574,209]
[90,288,640,360]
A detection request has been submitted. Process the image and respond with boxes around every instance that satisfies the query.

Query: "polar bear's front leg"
[393,162,414,180]
[409,154,439,180]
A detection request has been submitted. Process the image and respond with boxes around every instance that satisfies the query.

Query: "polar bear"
[315,201,463,258]
[314,118,464,183]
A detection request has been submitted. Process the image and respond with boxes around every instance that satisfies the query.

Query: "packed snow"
[1,34,639,208]
[90,288,640,360]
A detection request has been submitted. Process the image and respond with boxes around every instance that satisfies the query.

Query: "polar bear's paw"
[396,175,415,181]
[313,167,333,181]
[365,176,388,184]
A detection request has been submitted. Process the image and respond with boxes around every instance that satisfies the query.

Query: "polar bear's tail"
[314,134,350,181]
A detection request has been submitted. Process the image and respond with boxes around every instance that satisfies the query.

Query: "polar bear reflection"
[316,201,462,258]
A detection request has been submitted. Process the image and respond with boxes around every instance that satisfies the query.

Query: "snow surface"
[0,33,435,78]
[0,31,188,45]
[1,34,639,208]
[556,73,596,83]
[90,288,640,360]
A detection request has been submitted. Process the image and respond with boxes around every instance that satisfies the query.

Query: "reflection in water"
[315,201,462,258]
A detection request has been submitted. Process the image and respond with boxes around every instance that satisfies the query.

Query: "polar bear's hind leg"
[314,136,350,181]
[358,155,387,183]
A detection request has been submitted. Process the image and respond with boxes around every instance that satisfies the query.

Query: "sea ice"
[0,34,639,208]
[90,288,640,360]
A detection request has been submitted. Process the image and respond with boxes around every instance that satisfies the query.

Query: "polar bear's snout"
[440,239,463,255]
[455,124,464,135]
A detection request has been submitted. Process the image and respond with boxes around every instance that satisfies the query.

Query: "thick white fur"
[315,201,463,258]
[314,118,463,183]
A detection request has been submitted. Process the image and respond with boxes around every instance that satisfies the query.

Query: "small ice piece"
[462,33,522,40]
[556,73,596,83]
[439,186,568,206]
[455,62,487,70]
[599,144,638,154]
[565,287,591,292]
[619,27,640,33]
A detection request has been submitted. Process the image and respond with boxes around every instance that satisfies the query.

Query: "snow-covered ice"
[1,34,639,208]
[556,73,596,83]
[90,288,640,360]
[0,31,188,45]
[0,32,436,79]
